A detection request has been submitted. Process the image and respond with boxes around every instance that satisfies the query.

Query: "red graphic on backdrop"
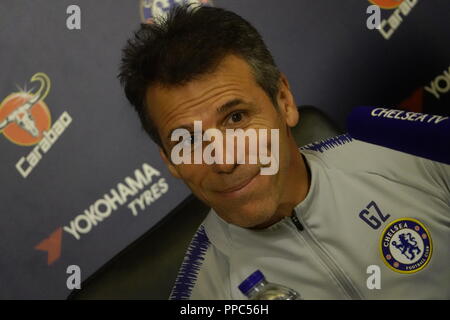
[368,0,405,9]
[400,87,424,113]
[35,228,62,265]
[0,73,52,146]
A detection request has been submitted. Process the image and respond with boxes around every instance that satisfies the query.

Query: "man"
[119,5,449,299]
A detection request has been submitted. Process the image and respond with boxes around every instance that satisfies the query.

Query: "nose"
[205,131,240,174]
[212,161,238,174]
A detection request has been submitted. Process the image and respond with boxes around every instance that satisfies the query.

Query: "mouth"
[217,171,260,197]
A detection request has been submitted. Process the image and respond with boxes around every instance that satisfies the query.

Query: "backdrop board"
[0,0,191,299]
[0,0,448,299]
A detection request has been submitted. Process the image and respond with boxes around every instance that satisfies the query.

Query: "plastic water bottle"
[238,270,301,300]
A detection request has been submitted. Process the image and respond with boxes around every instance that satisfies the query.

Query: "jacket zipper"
[290,213,362,300]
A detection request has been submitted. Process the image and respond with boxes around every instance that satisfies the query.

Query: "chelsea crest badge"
[380,218,432,274]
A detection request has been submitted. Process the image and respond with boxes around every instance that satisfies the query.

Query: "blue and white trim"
[169,225,211,300]
[301,133,353,153]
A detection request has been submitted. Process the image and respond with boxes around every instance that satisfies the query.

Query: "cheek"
[261,133,291,185]
[177,164,210,192]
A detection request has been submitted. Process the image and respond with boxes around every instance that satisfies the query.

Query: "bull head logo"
[0,72,51,145]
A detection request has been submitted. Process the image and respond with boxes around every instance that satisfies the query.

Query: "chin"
[216,199,277,228]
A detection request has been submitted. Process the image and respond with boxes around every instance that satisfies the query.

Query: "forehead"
[145,55,266,134]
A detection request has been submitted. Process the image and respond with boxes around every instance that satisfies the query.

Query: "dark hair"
[118,4,280,147]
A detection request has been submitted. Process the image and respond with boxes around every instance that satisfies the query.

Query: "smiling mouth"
[218,172,259,195]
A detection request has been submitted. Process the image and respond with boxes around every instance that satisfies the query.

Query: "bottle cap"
[238,270,265,295]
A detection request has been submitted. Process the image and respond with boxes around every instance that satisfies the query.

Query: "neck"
[251,140,311,229]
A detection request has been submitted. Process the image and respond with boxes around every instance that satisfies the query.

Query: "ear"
[277,73,299,128]
[159,147,181,179]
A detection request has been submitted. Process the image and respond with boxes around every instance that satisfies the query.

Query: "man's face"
[146,54,299,228]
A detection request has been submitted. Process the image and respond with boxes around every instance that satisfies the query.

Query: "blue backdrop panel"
[0,0,191,299]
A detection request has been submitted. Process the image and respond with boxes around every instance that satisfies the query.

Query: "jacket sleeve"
[169,225,232,300]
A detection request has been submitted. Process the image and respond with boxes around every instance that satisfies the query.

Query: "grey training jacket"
[170,135,450,300]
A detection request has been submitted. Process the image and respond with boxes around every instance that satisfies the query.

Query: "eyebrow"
[216,98,247,114]
[166,98,250,142]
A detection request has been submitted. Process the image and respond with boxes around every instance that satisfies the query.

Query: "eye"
[226,111,246,125]
[181,133,201,149]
